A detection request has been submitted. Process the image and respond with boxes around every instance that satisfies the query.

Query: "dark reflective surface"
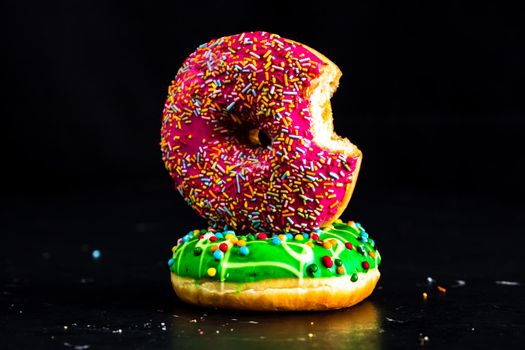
[1,187,524,349]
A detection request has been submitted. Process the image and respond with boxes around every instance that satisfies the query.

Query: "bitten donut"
[161,31,361,233]
[168,220,380,311]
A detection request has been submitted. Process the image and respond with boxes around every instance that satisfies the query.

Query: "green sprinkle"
[193,247,203,256]
[350,273,359,282]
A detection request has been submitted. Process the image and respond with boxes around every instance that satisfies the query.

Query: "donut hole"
[248,128,271,148]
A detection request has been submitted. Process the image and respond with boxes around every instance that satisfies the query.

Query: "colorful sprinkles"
[160,31,360,233]
[169,220,380,283]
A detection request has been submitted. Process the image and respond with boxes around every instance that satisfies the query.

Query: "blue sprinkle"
[241,83,252,93]
[239,246,250,256]
[92,250,101,260]
[226,101,236,111]
[285,233,293,240]
[302,233,309,239]
[286,217,294,225]
[167,258,175,267]
[236,174,241,193]
[361,231,369,239]
[329,172,340,180]
[213,250,224,260]
[182,236,190,243]
[369,239,375,247]
[315,228,322,234]
[271,236,281,245]
[215,233,224,239]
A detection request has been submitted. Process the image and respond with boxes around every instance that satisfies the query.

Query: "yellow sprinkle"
[329,239,338,246]
[335,219,343,223]
[171,245,178,252]
[323,241,332,250]
[294,234,304,241]
[225,233,234,240]
[306,242,314,248]
[207,267,217,277]
[422,292,428,301]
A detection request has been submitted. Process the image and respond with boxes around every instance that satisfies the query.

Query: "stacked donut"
[161,32,380,311]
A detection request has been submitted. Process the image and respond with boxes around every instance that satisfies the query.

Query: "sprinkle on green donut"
[169,220,380,283]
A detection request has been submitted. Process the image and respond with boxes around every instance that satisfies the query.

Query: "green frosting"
[169,221,381,283]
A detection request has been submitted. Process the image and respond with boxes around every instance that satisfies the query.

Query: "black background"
[2,1,525,349]
[3,0,524,202]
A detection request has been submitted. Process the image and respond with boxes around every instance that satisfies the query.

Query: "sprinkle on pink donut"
[161,32,359,234]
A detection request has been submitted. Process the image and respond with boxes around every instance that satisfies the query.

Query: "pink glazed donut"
[161,32,361,234]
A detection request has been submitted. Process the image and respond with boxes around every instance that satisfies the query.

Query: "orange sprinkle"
[437,286,447,294]
[323,241,332,250]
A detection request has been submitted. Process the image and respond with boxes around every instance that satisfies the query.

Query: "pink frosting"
[161,32,359,234]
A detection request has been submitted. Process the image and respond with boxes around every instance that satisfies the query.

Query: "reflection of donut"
[169,220,380,311]
[161,31,361,233]
[169,302,380,348]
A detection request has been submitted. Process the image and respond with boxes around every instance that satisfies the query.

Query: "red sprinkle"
[209,236,218,242]
[322,256,333,268]
[199,235,205,240]
[257,233,268,240]
[362,261,370,270]
[219,243,229,252]
[310,233,319,241]
[345,242,353,250]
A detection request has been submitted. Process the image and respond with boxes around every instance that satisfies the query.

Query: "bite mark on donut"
[304,44,358,157]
